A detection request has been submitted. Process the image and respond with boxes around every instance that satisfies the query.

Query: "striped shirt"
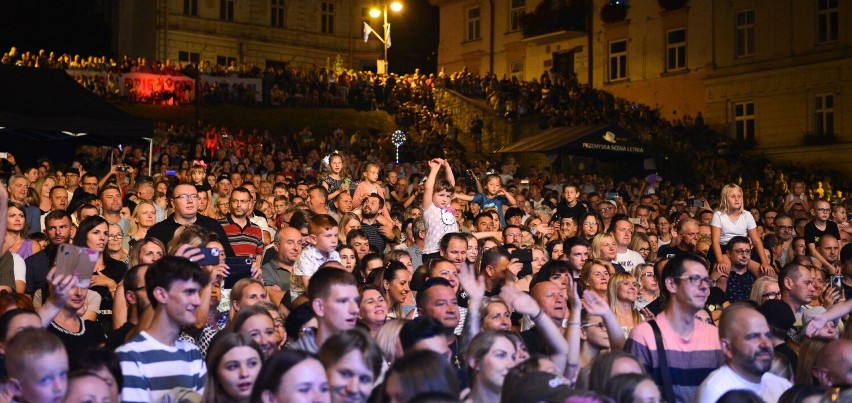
[116,331,207,403]
[626,311,724,403]
[218,215,264,257]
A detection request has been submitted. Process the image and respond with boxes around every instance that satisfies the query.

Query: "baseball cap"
[216,174,230,183]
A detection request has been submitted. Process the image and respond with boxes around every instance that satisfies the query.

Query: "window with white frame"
[271,0,285,27]
[510,0,525,32]
[735,9,755,58]
[817,0,838,44]
[815,94,834,136]
[467,7,481,41]
[666,29,686,71]
[321,2,335,34]
[220,0,234,21]
[734,101,755,141]
[609,40,627,81]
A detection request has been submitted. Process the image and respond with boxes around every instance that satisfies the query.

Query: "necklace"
[51,317,85,336]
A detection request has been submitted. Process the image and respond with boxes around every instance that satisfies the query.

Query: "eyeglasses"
[641,272,656,277]
[108,234,123,240]
[762,291,781,299]
[816,208,831,213]
[598,207,614,212]
[676,275,712,287]
[582,322,606,330]
[638,247,650,253]
[732,248,752,255]
[173,194,199,201]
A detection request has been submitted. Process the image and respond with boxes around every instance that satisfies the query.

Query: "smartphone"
[198,247,221,266]
[606,192,619,200]
[224,257,254,289]
[520,179,530,184]
[629,217,641,225]
[831,275,843,291]
[0,152,7,159]
[510,249,533,278]
[55,244,98,288]
[666,254,675,259]
[165,170,177,176]
[690,199,704,208]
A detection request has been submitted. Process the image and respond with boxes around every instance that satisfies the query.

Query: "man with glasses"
[80,173,100,195]
[148,182,234,256]
[714,236,756,302]
[502,225,523,248]
[774,214,795,265]
[626,253,724,403]
[805,199,841,272]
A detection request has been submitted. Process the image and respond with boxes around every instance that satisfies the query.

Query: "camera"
[116,165,129,172]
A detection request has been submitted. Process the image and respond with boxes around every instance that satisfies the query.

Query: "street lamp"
[363,1,403,74]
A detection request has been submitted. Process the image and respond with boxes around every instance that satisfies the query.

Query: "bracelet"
[530,307,543,321]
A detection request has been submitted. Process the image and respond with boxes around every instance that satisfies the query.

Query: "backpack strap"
[649,319,677,403]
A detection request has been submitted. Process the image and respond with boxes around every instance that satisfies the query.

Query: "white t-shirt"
[615,249,645,275]
[696,364,791,403]
[422,204,459,254]
[711,210,757,246]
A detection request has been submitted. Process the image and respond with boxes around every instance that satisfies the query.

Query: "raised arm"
[500,286,570,372]
[582,290,626,351]
[422,158,443,210]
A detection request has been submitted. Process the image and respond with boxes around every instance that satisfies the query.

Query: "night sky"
[0,0,439,74]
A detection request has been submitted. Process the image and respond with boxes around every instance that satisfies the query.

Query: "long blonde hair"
[590,233,616,260]
[607,272,643,325]
[718,183,745,213]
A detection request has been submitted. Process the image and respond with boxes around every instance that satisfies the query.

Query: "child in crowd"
[455,173,517,228]
[291,214,342,302]
[351,162,392,221]
[6,328,69,403]
[711,183,772,277]
[421,158,457,262]
[321,152,350,210]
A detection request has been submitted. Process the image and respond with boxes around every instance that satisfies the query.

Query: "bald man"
[814,339,852,388]
[696,304,792,403]
[261,227,303,306]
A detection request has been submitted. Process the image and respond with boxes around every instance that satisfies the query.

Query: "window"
[321,2,335,34]
[467,7,481,41]
[735,9,755,58]
[178,51,200,64]
[666,29,686,71]
[271,0,285,27]
[220,0,234,21]
[510,0,525,32]
[608,40,627,81]
[815,94,834,136]
[734,102,755,141]
[183,0,198,16]
[817,0,838,43]
[216,56,236,67]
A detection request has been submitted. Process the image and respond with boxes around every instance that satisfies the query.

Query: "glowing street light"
[363,1,403,74]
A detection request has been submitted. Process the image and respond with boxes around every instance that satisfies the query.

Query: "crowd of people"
[4,46,852,403]
[0,124,850,402]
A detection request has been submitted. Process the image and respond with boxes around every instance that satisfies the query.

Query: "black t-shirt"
[804,220,840,246]
[556,201,587,222]
[48,319,106,367]
[657,244,690,259]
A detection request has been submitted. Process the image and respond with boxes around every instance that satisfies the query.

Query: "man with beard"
[696,304,792,403]
[25,210,72,295]
[219,187,263,276]
[359,194,395,253]
[100,184,130,234]
[657,218,700,258]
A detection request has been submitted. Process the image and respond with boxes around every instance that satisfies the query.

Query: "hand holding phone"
[54,244,98,288]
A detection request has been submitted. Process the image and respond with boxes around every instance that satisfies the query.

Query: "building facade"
[112,0,383,71]
[705,0,851,173]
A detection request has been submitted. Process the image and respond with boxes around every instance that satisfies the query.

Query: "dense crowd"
[0,125,851,402]
[4,46,852,403]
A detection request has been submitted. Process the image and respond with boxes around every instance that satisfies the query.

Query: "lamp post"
[365,1,402,74]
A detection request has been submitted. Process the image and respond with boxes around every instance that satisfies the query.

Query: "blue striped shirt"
[116,331,206,403]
